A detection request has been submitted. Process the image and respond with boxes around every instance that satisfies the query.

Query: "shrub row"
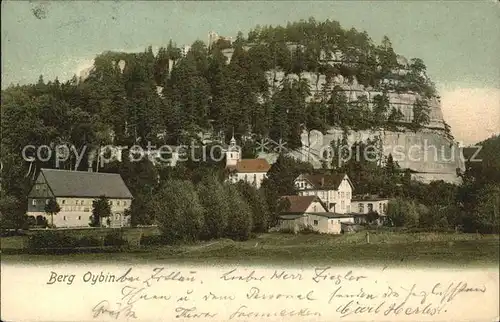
[27,231,127,249]
[139,234,168,246]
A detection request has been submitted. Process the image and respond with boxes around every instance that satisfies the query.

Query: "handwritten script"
[39,266,496,321]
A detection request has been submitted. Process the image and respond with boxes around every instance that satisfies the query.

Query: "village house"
[27,168,133,228]
[226,136,271,189]
[351,195,389,225]
[277,195,354,234]
[294,173,354,213]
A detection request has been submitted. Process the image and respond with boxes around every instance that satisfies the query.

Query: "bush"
[36,215,48,228]
[78,236,103,247]
[140,234,167,246]
[301,225,321,235]
[156,180,204,243]
[103,231,127,246]
[27,231,79,249]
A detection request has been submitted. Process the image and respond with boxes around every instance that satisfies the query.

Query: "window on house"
[341,200,345,209]
[35,185,39,190]
[341,192,345,198]
[117,201,120,206]
[110,201,113,206]
[78,216,81,220]
[359,204,364,213]
[62,200,66,204]
[368,203,373,212]
[63,216,66,221]
[31,199,36,206]
[313,220,318,226]
[253,174,257,183]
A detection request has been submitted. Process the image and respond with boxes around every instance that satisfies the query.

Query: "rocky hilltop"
[214,31,463,183]
[79,20,464,183]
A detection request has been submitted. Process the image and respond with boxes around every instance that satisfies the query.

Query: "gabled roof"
[278,214,305,220]
[33,168,133,199]
[296,173,354,190]
[306,212,356,219]
[229,158,271,173]
[352,194,389,202]
[280,195,326,213]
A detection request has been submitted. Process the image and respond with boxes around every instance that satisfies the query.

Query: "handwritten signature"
[92,300,137,320]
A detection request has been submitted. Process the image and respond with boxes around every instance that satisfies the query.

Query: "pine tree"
[224,183,253,241]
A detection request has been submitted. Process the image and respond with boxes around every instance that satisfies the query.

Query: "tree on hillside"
[197,176,230,239]
[236,181,270,233]
[265,154,313,196]
[471,184,500,234]
[91,196,111,227]
[0,195,24,230]
[386,198,420,228]
[44,198,61,228]
[411,99,431,130]
[224,183,253,241]
[156,180,204,243]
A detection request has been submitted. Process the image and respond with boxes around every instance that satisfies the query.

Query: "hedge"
[27,231,127,249]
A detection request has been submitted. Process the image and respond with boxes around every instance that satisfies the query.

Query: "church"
[225,136,271,189]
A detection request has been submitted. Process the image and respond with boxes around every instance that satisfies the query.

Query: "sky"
[2,1,499,145]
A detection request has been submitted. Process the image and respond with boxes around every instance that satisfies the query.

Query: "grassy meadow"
[1,231,498,267]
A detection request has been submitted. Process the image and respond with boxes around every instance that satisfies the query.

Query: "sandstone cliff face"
[259,127,464,184]
[257,57,462,183]
[84,46,464,184]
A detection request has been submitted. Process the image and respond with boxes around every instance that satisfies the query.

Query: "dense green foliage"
[44,198,61,228]
[90,196,112,227]
[329,136,500,233]
[0,18,496,238]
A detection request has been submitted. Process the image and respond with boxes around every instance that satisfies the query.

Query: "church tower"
[226,135,241,167]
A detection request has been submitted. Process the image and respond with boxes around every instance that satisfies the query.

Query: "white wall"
[352,200,389,215]
[306,214,342,234]
[296,176,353,213]
[336,178,353,214]
[27,197,132,228]
[231,172,267,189]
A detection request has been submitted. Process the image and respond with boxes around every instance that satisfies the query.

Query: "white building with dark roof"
[294,173,354,213]
[225,136,271,188]
[27,168,133,228]
[277,195,351,234]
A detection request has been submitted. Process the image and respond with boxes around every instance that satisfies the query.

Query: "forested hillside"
[3,18,494,235]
